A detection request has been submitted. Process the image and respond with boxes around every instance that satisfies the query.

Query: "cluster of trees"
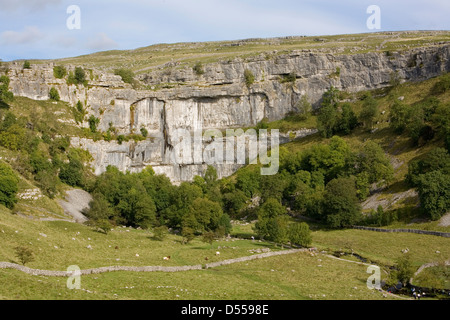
[316,86,364,138]
[0,109,92,200]
[85,166,232,243]
[67,67,87,86]
[407,148,450,220]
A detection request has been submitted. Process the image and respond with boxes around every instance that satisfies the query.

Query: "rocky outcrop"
[6,43,450,182]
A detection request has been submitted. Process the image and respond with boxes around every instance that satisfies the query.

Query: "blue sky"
[0,0,449,61]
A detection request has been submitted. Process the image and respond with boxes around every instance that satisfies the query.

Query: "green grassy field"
[28,31,450,75]
[1,203,448,300]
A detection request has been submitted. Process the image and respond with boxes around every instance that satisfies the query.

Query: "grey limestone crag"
[7,43,450,182]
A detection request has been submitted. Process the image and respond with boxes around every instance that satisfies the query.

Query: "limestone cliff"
[6,42,450,182]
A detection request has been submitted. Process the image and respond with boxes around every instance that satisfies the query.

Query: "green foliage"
[389,100,410,134]
[416,170,450,221]
[359,94,378,130]
[193,62,205,76]
[338,103,358,134]
[49,87,60,101]
[394,253,415,286]
[85,193,115,221]
[295,95,312,120]
[288,222,312,247]
[67,67,87,86]
[23,61,31,69]
[140,127,148,138]
[14,246,34,265]
[0,75,14,108]
[53,66,67,79]
[152,225,168,241]
[114,68,135,84]
[88,115,100,133]
[432,73,450,94]
[244,69,255,88]
[323,177,362,228]
[0,162,19,209]
[280,72,296,84]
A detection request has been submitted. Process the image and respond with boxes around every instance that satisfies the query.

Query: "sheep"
[163,256,171,260]
[215,251,220,256]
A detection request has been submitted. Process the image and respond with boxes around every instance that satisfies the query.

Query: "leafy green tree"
[338,103,358,134]
[0,162,19,209]
[222,190,248,217]
[0,124,27,151]
[23,60,31,69]
[236,167,260,198]
[117,187,156,229]
[323,177,362,228]
[74,67,86,84]
[114,68,135,84]
[85,193,115,221]
[389,100,410,133]
[152,225,168,241]
[317,103,339,138]
[254,198,287,240]
[359,94,378,130]
[394,253,415,286]
[416,170,450,220]
[353,141,394,186]
[288,222,312,247]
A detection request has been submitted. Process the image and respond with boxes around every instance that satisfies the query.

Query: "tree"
[114,68,135,84]
[359,94,378,130]
[152,225,168,241]
[338,103,358,134]
[389,100,410,133]
[0,161,19,209]
[202,231,215,248]
[353,141,394,186]
[117,187,156,229]
[416,170,450,221]
[254,198,287,240]
[394,253,415,286]
[15,246,34,265]
[288,222,312,247]
[49,87,60,101]
[23,60,31,69]
[85,193,115,221]
[74,67,86,84]
[323,177,362,228]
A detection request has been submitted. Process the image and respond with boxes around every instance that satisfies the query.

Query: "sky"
[0,0,449,61]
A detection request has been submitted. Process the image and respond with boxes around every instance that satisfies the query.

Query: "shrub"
[432,73,450,95]
[244,69,255,88]
[193,62,205,76]
[53,66,67,79]
[88,115,100,133]
[15,246,35,265]
[49,87,60,101]
[288,222,312,247]
[140,127,148,138]
[23,61,31,69]
[280,72,297,83]
[114,68,135,84]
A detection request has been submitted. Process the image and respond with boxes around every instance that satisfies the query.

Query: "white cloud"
[1,26,44,45]
[86,32,119,51]
[0,0,61,11]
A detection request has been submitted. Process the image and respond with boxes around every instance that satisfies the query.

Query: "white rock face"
[6,44,450,182]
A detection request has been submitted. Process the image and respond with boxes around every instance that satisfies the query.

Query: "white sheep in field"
[215,251,220,256]
[163,256,171,260]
